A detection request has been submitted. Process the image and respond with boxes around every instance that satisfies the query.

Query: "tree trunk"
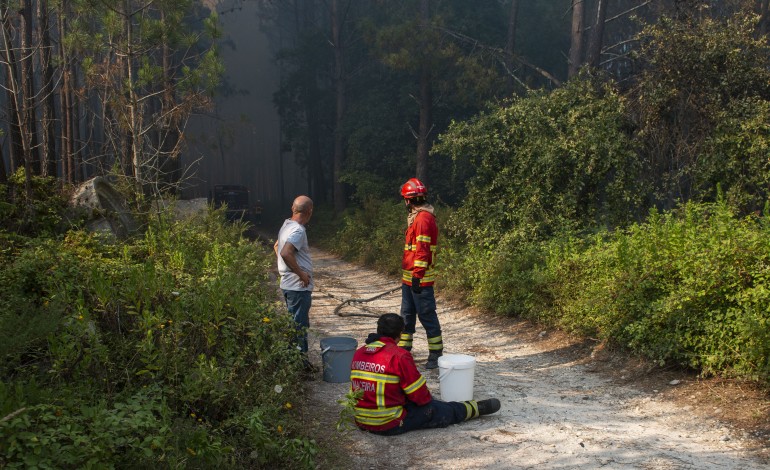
[70,64,82,182]
[62,69,73,182]
[19,0,41,174]
[586,0,608,68]
[38,0,58,177]
[1,3,32,200]
[160,9,181,194]
[7,2,32,200]
[568,0,586,78]
[0,144,6,182]
[416,0,431,183]
[760,0,769,36]
[505,0,519,59]
[305,93,324,201]
[102,44,131,177]
[0,1,24,174]
[98,71,107,167]
[300,0,325,202]
[126,3,141,188]
[504,0,520,90]
[58,2,73,183]
[331,0,346,213]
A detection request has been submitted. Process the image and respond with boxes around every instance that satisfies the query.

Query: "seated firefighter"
[350,313,500,435]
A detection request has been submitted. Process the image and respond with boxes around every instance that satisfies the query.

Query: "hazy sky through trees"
[183,0,306,216]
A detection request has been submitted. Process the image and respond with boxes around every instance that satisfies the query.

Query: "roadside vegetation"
[315,194,770,387]
[0,174,316,469]
[2,2,770,468]
[314,9,770,387]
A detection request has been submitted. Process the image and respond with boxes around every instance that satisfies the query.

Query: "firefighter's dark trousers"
[370,399,470,436]
[400,284,442,341]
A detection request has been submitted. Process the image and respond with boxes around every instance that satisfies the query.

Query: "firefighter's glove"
[411,277,422,294]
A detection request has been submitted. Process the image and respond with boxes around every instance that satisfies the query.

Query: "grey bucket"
[320,336,358,383]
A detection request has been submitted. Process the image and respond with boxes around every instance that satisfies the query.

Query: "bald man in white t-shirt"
[274,195,314,369]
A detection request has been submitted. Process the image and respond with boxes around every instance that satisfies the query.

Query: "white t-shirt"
[277,219,313,291]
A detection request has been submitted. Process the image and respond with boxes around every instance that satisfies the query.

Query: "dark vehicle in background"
[212,185,252,222]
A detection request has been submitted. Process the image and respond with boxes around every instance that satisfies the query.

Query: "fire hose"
[317,285,402,318]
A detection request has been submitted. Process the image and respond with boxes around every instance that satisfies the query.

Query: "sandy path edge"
[297,248,767,470]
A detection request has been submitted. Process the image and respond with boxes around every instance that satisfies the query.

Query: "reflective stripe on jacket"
[350,336,432,432]
[402,210,438,285]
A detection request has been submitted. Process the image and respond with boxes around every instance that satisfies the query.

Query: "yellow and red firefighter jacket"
[402,209,438,286]
[350,335,432,432]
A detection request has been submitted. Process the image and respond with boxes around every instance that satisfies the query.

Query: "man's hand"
[411,276,422,294]
[298,270,311,288]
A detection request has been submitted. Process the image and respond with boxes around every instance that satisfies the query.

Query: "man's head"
[400,178,427,207]
[377,313,404,340]
[291,195,313,224]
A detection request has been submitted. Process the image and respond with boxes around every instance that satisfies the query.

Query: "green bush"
[329,195,770,385]
[312,11,770,390]
[1,386,176,469]
[542,201,770,382]
[634,11,770,213]
[0,208,317,468]
[315,198,407,275]
[434,76,644,246]
[0,170,78,238]
[439,231,552,318]
[697,97,770,213]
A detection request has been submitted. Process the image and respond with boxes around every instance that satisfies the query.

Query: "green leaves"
[0,388,169,468]
[0,207,317,468]
[435,76,642,245]
[634,10,770,212]
[543,201,770,382]
[313,199,405,274]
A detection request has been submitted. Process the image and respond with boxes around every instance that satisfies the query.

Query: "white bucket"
[437,354,476,402]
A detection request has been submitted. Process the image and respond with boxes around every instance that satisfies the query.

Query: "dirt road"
[300,248,768,469]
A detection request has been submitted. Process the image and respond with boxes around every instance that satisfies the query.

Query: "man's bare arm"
[279,242,310,287]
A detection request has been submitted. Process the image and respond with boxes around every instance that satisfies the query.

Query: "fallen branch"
[1,407,28,423]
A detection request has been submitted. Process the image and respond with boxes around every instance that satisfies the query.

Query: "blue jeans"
[400,284,441,339]
[373,400,468,435]
[282,289,311,353]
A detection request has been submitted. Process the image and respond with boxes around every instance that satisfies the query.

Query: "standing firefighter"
[399,177,443,369]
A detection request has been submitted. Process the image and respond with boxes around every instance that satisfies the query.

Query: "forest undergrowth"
[313,196,770,387]
[0,174,317,469]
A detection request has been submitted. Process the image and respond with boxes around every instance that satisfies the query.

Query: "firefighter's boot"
[463,398,501,420]
[425,335,443,369]
[478,398,501,416]
[425,349,443,369]
[398,333,413,351]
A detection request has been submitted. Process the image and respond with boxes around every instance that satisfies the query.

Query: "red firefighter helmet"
[400,178,427,199]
